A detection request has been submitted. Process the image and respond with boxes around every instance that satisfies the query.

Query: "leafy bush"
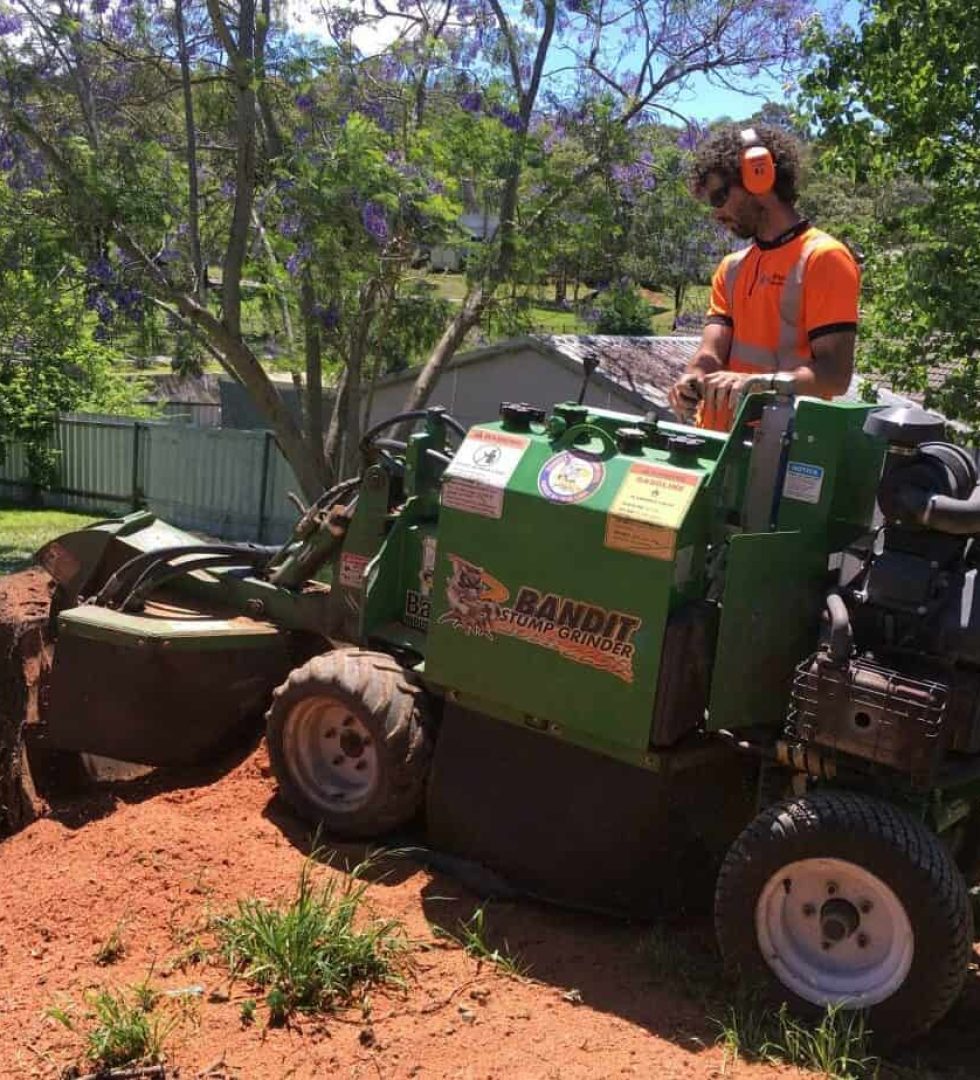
[588,281,654,335]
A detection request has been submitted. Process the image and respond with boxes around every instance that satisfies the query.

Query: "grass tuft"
[214,854,405,1026]
[94,922,127,966]
[48,977,173,1070]
[436,904,529,978]
[638,923,721,1004]
[715,997,879,1079]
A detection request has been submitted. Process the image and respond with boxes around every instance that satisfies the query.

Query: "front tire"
[266,649,432,839]
[715,790,972,1044]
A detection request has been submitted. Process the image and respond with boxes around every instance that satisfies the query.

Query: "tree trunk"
[300,271,326,482]
[401,286,487,412]
[175,0,206,303]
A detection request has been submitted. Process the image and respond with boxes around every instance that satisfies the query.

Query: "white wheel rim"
[755,857,914,1007]
[283,698,379,814]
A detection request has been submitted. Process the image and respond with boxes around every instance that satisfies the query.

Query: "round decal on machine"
[537,451,605,504]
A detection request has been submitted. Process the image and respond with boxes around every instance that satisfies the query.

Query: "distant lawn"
[0,504,103,574]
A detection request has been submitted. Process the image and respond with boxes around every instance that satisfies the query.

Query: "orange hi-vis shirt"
[698,221,860,431]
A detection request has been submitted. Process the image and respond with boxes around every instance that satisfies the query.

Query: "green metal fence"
[0,414,302,542]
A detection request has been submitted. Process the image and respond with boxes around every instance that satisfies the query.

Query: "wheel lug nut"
[859,901,872,914]
[332,755,345,766]
[802,903,816,917]
[355,761,367,771]
[857,933,869,948]
[324,729,337,739]
[826,882,838,896]
[822,941,831,950]
[343,716,355,727]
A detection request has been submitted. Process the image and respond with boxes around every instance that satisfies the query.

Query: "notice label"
[608,463,701,529]
[783,461,825,505]
[442,428,530,519]
[339,552,371,589]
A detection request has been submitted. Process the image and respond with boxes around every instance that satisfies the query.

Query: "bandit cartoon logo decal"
[439,555,641,683]
[537,451,605,504]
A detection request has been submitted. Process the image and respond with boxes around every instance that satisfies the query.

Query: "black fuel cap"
[499,401,546,431]
[615,427,647,454]
[666,434,706,458]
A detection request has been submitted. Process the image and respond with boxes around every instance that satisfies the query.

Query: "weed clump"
[214,855,405,1025]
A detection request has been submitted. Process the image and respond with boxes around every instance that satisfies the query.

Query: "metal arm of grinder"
[741,372,797,533]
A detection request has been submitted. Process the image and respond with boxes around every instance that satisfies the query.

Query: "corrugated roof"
[531,334,701,408]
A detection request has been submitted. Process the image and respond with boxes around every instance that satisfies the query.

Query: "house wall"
[221,348,642,433]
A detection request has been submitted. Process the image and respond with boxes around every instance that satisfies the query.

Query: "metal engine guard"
[426,703,757,917]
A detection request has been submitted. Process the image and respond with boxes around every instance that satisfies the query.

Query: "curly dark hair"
[689,124,803,205]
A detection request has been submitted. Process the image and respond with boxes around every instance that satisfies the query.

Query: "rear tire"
[714,790,972,1045]
[266,649,432,839]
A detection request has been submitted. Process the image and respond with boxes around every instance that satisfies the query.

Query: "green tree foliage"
[0,181,145,487]
[801,1,980,423]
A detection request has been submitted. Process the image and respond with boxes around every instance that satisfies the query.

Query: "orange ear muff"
[739,128,775,196]
[742,145,775,195]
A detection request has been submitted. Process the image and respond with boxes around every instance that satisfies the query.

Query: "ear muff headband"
[740,127,775,196]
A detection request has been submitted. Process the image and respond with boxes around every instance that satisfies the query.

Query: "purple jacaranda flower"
[459,91,482,114]
[677,120,709,152]
[0,10,22,34]
[361,201,389,244]
[93,324,110,342]
[220,178,236,198]
[488,103,521,131]
[285,243,312,277]
[109,7,133,37]
[92,0,110,14]
[312,301,340,330]
[295,92,315,112]
[88,255,114,283]
[277,215,301,238]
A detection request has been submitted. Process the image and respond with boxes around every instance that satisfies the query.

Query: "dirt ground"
[2,570,980,1080]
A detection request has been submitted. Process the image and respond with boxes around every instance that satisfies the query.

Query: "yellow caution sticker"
[604,463,701,560]
[608,463,700,528]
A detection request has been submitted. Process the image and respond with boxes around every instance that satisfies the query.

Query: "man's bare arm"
[689,322,733,376]
[788,330,856,399]
[669,323,732,418]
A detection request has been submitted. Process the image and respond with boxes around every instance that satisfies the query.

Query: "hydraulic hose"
[920,484,980,535]
[94,543,278,606]
[824,591,853,665]
[118,551,269,611]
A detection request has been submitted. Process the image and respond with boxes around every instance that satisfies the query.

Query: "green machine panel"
[425,414,713,759]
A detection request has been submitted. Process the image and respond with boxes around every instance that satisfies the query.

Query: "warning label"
[445,428,529,487]
[783,461,825,504]
[339,552,371,589]
[442,428,530,519]
[608,463,701,529]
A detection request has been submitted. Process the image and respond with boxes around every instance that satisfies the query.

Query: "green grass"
[0,503,103,574]
[715,998,879,1080]
[434,904,529,978]
[48,979,175,1071]
[214,855,406,1026]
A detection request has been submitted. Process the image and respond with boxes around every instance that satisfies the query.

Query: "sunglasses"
[707,182,732,209]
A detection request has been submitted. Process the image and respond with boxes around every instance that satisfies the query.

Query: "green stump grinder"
[33,381,980,1043]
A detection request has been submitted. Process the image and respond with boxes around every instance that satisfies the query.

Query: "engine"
[788,406,980,788]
